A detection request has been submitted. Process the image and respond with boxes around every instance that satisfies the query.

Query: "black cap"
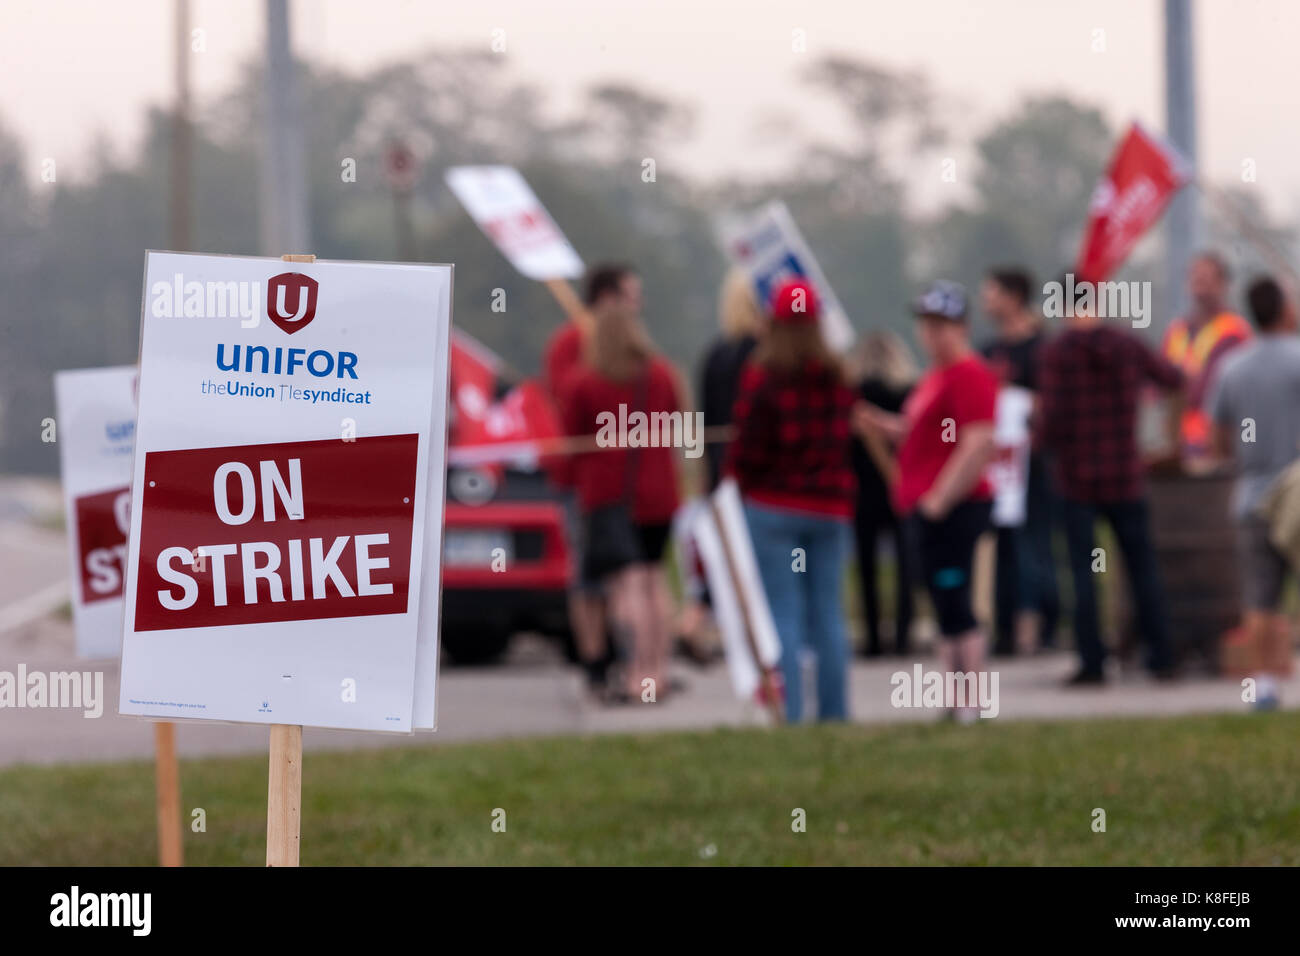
[912,280,968,321]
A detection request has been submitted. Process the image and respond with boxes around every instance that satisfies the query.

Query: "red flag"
[1075,123,1191,283]
[449,331,501,449]
[449,332,562,472]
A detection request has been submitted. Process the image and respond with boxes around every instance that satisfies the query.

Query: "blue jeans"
[744,500,851,722]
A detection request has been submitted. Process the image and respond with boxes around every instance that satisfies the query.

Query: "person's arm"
[1138,339,1185,465]
[549,379,585,488]
[918,423,996,519]
[853,403,908,442]
[851,400,900,487]
[1141,339,1184,392]
[1205,364,1235,464]
[919,363,998,518]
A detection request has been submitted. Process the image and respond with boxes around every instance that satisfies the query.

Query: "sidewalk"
[2,613,1293,767]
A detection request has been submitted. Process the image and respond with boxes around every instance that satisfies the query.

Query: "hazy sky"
[5,0,1299,218]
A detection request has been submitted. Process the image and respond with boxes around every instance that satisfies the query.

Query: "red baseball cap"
[769,277,820,325]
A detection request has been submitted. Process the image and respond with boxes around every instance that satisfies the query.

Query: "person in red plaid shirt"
[1037,276,1183,685]
[726,277,857,722]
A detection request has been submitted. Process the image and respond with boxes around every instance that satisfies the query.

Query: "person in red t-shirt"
[726,277,858,722]
[557,264,684,703]
[855,281,997,722]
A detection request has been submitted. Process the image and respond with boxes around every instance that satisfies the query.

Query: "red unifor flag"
[449,331,562,471]
[1074,122,1191,283]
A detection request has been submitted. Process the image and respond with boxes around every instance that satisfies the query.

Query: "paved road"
[1,477,1294,767]
[4,611,1294,767]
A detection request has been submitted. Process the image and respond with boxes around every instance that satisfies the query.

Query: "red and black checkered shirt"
[724,359,857,517]
[1037,325,1182,503]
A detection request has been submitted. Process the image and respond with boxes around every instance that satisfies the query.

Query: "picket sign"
[444,165,584,282]
[689,481,783,720]
[716,201,855,354]
[988,385,1033,528]
[53,365,182,867]
[444,164,593,341]
[118,249,452,867]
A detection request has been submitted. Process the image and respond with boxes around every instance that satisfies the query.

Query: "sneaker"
[1064,668,1105,687]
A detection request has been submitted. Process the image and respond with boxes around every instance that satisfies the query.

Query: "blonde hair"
[849,330,918,390]
[718,268,765,340]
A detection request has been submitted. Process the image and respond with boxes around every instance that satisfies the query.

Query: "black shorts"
[635,522,671,565]
[913,499,991,638]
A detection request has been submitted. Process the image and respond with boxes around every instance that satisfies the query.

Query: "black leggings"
[853,503,913,653]
[913,500,991,638]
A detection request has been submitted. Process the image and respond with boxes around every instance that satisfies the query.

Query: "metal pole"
[259,0,311,255]
[1164,0,1200,323]
[169,0,192,252]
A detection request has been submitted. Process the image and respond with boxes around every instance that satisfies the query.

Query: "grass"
[3,712,1299,866]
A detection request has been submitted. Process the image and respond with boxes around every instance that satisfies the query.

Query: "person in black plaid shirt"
[1037,276,1183,684]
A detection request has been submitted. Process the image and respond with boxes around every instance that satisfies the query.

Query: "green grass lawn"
[4,712,1299,865]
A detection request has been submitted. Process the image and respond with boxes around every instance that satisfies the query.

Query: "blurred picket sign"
[444,165,584,281]
[684,480,782,713]
[716,200,855,353]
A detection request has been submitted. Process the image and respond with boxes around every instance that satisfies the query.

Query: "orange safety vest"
[1162,311,1253,450]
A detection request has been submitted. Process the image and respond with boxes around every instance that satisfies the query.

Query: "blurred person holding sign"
[979,267,1061,655]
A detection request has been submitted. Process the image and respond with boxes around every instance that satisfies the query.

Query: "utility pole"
[1164,0,1200,322]
[259,0,311,255]
[169,0,192,252]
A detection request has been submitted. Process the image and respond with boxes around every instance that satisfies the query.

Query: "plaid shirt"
[725,359,857,516]
[1038,325,1182,503]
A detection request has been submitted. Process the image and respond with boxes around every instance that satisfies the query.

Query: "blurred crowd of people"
[541,252,1300,719]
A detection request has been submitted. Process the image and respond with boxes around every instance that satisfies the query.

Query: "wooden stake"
[153,722,183,867]
[709,498,785,724]
[263,253,313,868]
[542,277,594,334]
[266,724,302,866]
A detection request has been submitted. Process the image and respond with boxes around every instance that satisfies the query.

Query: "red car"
[439,332,574,664]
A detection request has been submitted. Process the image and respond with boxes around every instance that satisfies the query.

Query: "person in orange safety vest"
[1161,252,1252,463]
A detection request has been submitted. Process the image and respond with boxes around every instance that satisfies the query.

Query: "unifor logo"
[267,272,319,334]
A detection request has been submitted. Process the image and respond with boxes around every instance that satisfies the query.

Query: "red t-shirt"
[558,357,682,524]
[543,321,585,408]
[893,355,998,515]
